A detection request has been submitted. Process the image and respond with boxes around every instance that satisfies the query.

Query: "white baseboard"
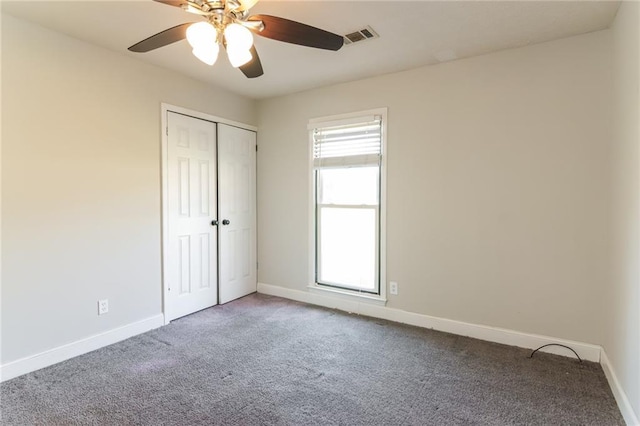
[257,282,601,362]
[601,350,640,426]
[0,314,165,382]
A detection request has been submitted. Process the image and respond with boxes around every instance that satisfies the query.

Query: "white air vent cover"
[343,26,379,46]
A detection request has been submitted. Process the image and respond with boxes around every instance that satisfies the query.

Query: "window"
[310,112,385,295]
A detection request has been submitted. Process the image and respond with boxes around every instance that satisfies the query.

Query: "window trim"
[308,108,388,303]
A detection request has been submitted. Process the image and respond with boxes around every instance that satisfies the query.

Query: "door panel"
[218,124,257,304]
[166,112,218,321]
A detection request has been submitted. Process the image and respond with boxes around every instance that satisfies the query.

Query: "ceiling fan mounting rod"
[182,0,263,32]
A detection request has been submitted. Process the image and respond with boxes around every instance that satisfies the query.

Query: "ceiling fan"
[128,0,344,78]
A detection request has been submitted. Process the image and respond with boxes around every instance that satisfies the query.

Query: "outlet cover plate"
[98,299,109,315]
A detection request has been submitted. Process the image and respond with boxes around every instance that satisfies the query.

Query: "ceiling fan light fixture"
[192,43,220,65]
[130,0,344,78]
[186,22,217,50]
[224,23,253,50]
[227,47,252,68]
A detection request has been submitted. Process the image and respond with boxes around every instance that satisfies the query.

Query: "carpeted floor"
[1,293,624,425]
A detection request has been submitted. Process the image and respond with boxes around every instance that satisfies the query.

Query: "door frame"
[161,103,257,325]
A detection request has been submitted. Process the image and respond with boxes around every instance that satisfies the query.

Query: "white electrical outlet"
[390,281,398,295]
[98,299,109,315]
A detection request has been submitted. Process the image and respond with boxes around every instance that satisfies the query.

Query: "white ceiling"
[2,0,620,100]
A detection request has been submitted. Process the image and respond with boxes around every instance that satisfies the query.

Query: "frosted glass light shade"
[224,23,253,51]
[186,22,217,50]
[192,43,219,66]
[227,48,252,68]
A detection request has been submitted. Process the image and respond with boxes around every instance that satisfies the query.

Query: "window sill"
[307,284,387,306]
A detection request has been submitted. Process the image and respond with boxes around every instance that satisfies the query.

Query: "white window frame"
[307,108,388,305]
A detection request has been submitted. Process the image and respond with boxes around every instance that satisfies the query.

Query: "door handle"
[211,220,218,226]
[222,219,230,225]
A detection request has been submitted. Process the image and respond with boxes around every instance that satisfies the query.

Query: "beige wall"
[609,0,640,419]
[3,8,637,418]
[257,30,611,346]
[0,14,256,363]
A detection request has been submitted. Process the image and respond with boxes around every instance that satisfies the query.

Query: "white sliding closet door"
[218,124,257,304]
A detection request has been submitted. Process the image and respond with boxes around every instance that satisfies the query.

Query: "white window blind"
[312,116,382,168]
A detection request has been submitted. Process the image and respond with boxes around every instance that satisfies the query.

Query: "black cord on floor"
[529,343,582,362]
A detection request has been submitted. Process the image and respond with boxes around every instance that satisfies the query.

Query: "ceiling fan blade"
[248,14,343,51]
[128,23,194,53]
[152,0,187,8]
[239,45,264,78]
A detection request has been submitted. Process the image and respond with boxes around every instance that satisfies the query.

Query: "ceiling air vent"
[343,26,379,46]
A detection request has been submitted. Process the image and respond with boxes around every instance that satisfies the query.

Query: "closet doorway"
[162,105,257,323]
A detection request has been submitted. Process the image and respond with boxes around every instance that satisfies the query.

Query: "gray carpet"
[1,293,624,425]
